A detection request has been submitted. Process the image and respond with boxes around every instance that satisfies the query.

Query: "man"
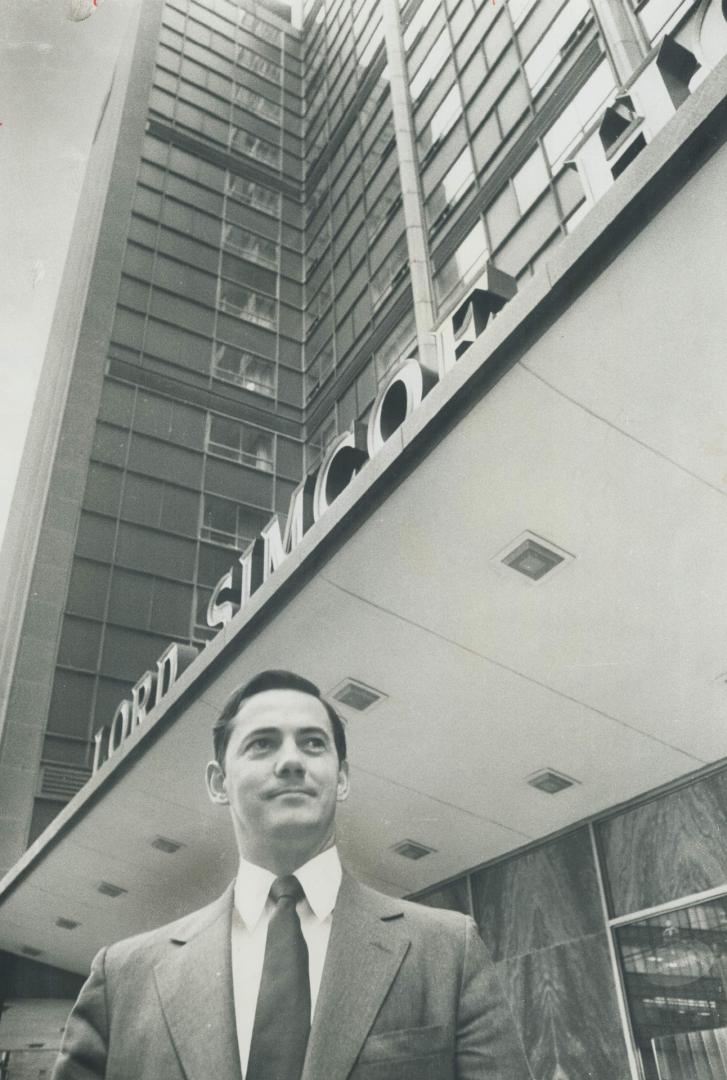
[53,670,531,1079]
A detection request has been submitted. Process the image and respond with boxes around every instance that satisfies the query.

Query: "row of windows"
[136,135,304,254]
[301,1,386,173]
[149,83,300,175]
[159,16,302,101]
[158,25,303,122]
[155,50,299,137]
[167,0,292,54]
[431,55,614,307]
[407,0,596,244]
[94,381,303,479]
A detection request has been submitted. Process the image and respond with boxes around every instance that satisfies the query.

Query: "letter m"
[260,474,316,582]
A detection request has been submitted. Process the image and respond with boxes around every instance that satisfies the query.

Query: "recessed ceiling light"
[331,678,386,712]
[20,945,42,957]
[55,917,80,930]
[151,836,183,854]
[495,532,573,582]
[504,539,563,580]
[97,881,127,898]
[527,769,578,794]
[392,839,436,860]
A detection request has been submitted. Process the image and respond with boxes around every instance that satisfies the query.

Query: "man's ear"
[336,759,350,803]
[206,760,228,805]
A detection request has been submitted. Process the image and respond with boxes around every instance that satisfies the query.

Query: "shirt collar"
[234,846,342,931]
[295,845,342,922]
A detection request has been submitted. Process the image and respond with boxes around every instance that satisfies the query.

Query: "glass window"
[225,173,281,215]
[523,0,590,95]
[235,84,282,122]
[358,17,384,68]
[512,145,550,213]
[370,234,409,305]
[212,343,276,396]
[543,60,616,169]
[426,147,475,228]
[218,282,277,328]
[201,494,270,548]
[47,671,95,739]
[306,412,337,471]
[66,560,110,621]
[366,153,400,224]
[421,85,462,155]
[230,128,281,169]
[404,0,441,50]
[507,0,537,29]
[434,219,488,302]
[637,0,691,42]
[615,895,727,1079]
[222,223,278,268]
[410,31,449,100]
[207,416,274,472]
[235,44,281,84]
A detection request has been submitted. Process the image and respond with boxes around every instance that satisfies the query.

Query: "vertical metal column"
[588,823,644,1080]
[589,0,649,85]
[381,0,441,377]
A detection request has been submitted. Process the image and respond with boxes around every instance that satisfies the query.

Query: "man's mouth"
[267,787,314,798]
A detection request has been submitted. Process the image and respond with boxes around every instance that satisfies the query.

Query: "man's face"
[207,688,349,865]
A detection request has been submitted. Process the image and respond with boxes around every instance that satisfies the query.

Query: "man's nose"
[274,739,305,775]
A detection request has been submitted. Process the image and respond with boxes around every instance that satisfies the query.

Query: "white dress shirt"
[231,846,342,1078]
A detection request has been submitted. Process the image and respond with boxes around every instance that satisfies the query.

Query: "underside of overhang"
[2,70,727,975]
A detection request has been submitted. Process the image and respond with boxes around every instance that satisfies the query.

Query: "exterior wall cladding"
[0,0,720,851]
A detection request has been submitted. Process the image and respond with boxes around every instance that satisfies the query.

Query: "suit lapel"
[302,875,410,1080]
[153,885,242,1080]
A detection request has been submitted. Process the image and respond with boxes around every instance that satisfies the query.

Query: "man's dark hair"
[213,669,347,767]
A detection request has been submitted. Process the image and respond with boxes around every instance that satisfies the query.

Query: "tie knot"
[270,875,304,904]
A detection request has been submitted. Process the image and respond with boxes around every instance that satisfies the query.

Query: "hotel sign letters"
[92,357,432,774]
[92,271,516,774]
[206,357,436,631]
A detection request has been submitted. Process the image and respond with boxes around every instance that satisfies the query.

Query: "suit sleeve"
[455,917,533,1080]
[52,947,110,1080]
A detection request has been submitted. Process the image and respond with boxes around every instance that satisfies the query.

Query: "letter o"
[107,700,131,756]
[366,358,437,458]
[312,429,369,521]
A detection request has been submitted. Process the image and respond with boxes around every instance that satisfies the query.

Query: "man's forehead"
[232,687,332,732]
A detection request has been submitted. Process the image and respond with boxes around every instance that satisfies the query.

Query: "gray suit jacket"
[53,874,532,1079]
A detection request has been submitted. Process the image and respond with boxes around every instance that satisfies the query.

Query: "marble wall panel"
[412,877,472,916]
[471,827,602,962]
[498,932,631,1080]
[597,767,727,916]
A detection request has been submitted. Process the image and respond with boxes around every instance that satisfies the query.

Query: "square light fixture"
[494,532,573,583]
[331,678,386,712]
[97,881,127,898]
[527,769,578,794]
[504,539,563,580]
[392,839,436,860]
[55,917,80,930]
[151,836,183,854]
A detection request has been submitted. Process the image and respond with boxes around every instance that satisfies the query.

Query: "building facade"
[2,0,727,1077]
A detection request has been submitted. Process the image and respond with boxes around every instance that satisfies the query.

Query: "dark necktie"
[246,875,311,1080]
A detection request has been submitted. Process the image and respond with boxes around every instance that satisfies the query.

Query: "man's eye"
[302,736,325,750]
[248,737,273,752]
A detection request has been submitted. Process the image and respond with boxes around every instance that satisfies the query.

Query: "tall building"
[0,0,616,865]
[3,0,727,1076]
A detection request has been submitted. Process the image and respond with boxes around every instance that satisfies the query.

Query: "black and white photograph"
[2,0,727,1077]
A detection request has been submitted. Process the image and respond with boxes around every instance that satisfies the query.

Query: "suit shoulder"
[354,880,471,932]
[399,896,472,933]
[104,888,231,968]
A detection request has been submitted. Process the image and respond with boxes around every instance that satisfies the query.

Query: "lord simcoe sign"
[91,274,516,773]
